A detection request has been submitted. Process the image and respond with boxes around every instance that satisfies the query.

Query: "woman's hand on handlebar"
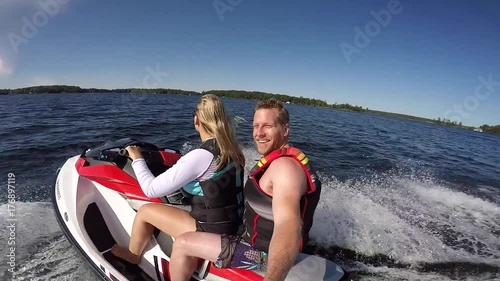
[125,145,144,161]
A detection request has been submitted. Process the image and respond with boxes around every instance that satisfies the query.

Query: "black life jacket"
[241,147,321,252]
[183,139,244,235]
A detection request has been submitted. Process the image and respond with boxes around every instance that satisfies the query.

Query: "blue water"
[0,93,499,280]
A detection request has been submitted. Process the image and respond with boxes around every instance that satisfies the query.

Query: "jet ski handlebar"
[118,148,129,157]
[82,138,181,167]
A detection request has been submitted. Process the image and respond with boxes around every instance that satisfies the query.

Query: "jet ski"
[52,138,348,281]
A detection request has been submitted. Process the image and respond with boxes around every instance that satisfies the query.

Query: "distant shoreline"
[1,85,499,135]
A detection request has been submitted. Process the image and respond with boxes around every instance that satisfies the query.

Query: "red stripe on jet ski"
[207,264,263,281]
[109,273,119,281]
[152,256,264,280]
[75,156,163,203]
[159,151,182,167]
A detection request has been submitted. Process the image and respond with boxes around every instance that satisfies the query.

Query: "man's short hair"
[255,98,289,125]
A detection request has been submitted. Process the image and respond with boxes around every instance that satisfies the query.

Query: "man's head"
[253,99,290,156]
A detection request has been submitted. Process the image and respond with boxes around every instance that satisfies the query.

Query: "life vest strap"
[250,147,316,193]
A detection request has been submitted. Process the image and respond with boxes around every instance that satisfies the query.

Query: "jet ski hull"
[52,139,347,281]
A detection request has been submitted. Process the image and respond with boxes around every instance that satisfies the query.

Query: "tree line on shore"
[479,124,500,134]
[0,85,366,112]
[0,85,197,96]
[1,85,498,134]
[431,118,500,135]
[202,90,366,112]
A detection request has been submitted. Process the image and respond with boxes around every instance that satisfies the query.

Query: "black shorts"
[195,221,239,235]
[214,235,267,271]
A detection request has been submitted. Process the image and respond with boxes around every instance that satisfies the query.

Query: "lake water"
[0,93,499,280]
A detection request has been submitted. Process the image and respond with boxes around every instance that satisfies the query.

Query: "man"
[170,99,322,281]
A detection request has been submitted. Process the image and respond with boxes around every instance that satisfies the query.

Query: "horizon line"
[1,84,497,127]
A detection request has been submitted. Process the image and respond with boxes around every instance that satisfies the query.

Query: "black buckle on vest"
[166,190,190,205]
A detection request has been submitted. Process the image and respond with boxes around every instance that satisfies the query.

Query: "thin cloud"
[0,0,71,20]
[0,58,14,76]
[0,0,39,9]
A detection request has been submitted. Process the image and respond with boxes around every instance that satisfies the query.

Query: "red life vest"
[241,147,322,252]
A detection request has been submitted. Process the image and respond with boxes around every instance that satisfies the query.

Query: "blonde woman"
[112,94,245,264]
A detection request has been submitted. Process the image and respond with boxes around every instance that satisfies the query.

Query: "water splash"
[2,145,499,280]
[9,236,96,281]
[0,202,96,280]
[309,169,500,279]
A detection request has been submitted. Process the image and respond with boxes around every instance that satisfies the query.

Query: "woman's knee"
[173,232,197,253]
[138,203,155,212]
[136,204,156,221]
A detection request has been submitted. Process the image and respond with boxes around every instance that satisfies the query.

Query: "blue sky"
[0,0,499,126]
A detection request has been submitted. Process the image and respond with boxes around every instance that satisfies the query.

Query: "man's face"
[253,108,289,156]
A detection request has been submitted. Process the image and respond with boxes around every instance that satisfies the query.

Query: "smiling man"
[170,99,322,281]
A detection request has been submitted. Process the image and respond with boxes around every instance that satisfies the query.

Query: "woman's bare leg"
[111,203,197,264]
[170,231,222,281]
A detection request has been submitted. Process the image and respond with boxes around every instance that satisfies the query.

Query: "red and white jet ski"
[52,138,347,281]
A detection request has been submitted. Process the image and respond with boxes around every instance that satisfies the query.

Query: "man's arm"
[264,157,308,281]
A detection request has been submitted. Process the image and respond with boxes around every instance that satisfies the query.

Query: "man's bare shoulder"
[268,157,307,195]
[268,156,304,173]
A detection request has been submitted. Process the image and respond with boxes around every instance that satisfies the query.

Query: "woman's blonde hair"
[195,94,245,170]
